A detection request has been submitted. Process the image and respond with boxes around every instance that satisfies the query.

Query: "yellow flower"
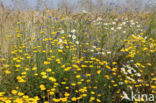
[151,86,156,89]
[64,67,71,71]
[147,63,151,66]
[11,90,17,94]
[49,50,53,53]
[61,82,66,85]
[106,65,111,69]
[26,56,31,59]
[90,97,95,101]
[87,79,90,83]
[72,64,79,68]
[18,92,24,96]
[0,92,5,96]
[89,65,93,68]
[46,68,52,72]
[71,83,76,86]
[97,99,101,102]
[21,72,26,75]
[41,72,46,75]
[34,96,40,101]
[97,70,101,74]
[15,64,21,68]
[105,75,110,79]
[52,98,60,102]
[94,86,97,89]
[113,84,118,87]
[13,98,23,103]
[51,32,56,35]
[65,46,69,48]
[49,77,56,82]
[17,76,25,83]
[136,62,141,66]
[64,92,70,97]
[25,68,29,71]
[58,49,63,53]
[8,35,12,38]
[112,68,117,71]
[42,75,48,79]
[98,94,101,97]
[76,75,81,78]
[17,21,21,24]
[152,90,156,94]
[40,31,44,34]
[51,88,56,91]
[33,73,38,76]
[32,67,37,70]
[91,57,95,60]
[153,78,156,81]
[112,62,117,65]
[5,70,11,74]
[49,92,54,95]
[65,87,69,89]
[44,61,50,65]
[61,98,67,102]
[23,95,29,99]
[82,94,87,97]
[124,80,129,84]
[77,81,82,85]
[86,74,91,77]
[61,65,66,68]
[40,84,46,91]
[91,91,95,95]
[71,97,77,101]
[16,59,21,62]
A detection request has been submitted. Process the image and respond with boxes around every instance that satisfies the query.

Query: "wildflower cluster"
[0,10,156,103]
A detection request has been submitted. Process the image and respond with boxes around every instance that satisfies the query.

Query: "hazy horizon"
[1,0,156,11]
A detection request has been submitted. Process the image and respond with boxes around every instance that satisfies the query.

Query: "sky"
[1,0,156,10]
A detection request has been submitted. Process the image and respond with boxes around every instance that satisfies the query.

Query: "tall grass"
[0,0,156,103]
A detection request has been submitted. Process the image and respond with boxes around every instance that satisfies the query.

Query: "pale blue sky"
[1,0,156,10]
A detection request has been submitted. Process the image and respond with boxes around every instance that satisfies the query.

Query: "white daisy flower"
[92,46,96,49]
[72,35,76,40]
[123,31,126,34]
[97,17,102,21]
[104,23,108,26]
[127,69,132,74]
[75,41,79,44]
[68,34,71,37]
[82,10,88,13]
[102,52,105,55]
[122,22,126,25]
[60,46,64,49]
[59,39,63,43]
[120,68,127,75]
[117,27,122,30]
[137,25,140,28]
[112,22,116,25]
[107,51,111,54]
[127,76,135,81]
[131,22,135,25]
[119,82,123,85]
[111,27,114,30]
[90,50,94,52]
[60,30,64,34]
[71,29,76,33]
[135,73,141,77]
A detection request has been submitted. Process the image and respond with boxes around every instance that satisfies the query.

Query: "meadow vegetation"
[0,0,156,103]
